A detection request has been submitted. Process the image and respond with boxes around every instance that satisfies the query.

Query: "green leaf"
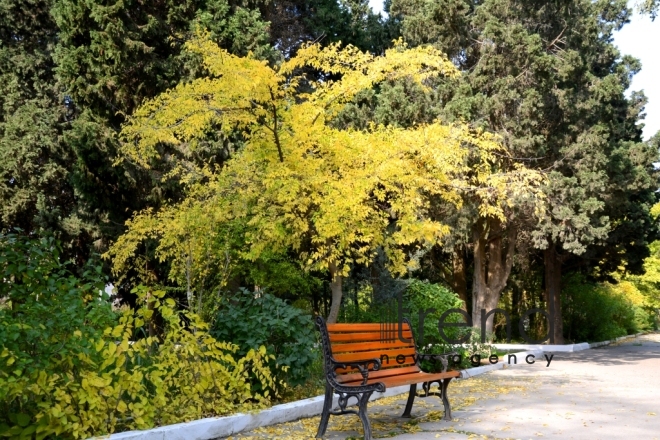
[20,424,37,437]
[15,414,30,428]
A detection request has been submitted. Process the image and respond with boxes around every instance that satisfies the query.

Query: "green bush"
[562,274,639,342]
[608,280,654,332]
[419,327,495,372]
[403,279,465,346]
[401,280,496,372]
[211,288,317,389]
[0,235,275,439]
[0,234,117,381]
[278,344,326,403]
[337,278,468,371]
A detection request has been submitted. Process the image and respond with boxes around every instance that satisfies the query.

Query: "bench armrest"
[330,358,381,385]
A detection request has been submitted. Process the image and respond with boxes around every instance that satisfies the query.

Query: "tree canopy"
[1,0,657,335]
[108,34,548,321]
[386,0,659,340]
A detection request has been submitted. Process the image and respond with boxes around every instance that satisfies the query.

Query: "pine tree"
[260,0,394,56]
[50,0,276,257]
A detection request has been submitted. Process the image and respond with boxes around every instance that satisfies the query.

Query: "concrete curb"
[93,385,412,440]
[458,361,502,378]
[493,342,591,352]
[93,333,648,440]
[494,333,646,352]
[589,340,611,348]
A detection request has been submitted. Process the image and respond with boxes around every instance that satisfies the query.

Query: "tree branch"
[269,88,284,163]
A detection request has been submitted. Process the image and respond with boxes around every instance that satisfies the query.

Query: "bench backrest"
[317,317,421,381]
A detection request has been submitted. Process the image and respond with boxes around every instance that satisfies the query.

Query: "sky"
[368,0,659,140]
[614,10,659,140]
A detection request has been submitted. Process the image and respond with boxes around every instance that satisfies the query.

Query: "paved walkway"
[226,332,660,439]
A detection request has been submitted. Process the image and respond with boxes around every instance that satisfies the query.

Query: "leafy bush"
[403,280,465,346]
[211,288,317,389]
[336,279,470,371]
[608,280,654,332]
[562,274,641,342]
[0,235,275,439]
[278,344,326,403]
[398,280,489,372]
[419,328,495,372]
[0,234,118,380]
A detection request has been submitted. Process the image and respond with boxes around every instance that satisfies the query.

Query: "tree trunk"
[544,242,563,344]
[326,261,343,323]
[353,278,359,320]
[452,245,469,310]
[511,282,521,339]
[471,222,488,331]
[312,289,319,316]
[472,218,516,336]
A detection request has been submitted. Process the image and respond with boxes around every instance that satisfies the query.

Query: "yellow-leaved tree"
[108,33,531,323]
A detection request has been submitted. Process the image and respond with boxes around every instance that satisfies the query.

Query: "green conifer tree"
[389,0,659,341]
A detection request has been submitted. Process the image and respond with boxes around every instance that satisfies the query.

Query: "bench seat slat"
[336,365,421,384]
[332,347,416,365]
[327,323,386,332]
[339,370,460,388]
[328,330,413,343]
[330,340,415,354]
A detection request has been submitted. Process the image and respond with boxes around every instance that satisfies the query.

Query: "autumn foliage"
[109,34,543,322]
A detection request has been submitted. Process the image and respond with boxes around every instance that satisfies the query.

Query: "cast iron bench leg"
[441,378,453,420]
[316,383,333,438]
[358,391,375,440]
[402,383,417,417]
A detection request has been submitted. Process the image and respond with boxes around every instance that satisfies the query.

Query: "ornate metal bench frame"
[315,316,458,439]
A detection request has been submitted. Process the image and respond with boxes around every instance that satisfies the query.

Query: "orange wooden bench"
[315,316,461,439]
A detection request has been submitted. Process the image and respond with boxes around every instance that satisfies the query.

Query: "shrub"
[278,344,326,403]
[336,278,469,371]
[0,235,275,439]
[419,328,495,372]
[339,279,465,343]
[398,280,492,372]
[211,288,317,389]
[608,280,654,331]
[562,274,640,342]
[0,234,117,382]
[403,280,465,346]
[1,286,276,439]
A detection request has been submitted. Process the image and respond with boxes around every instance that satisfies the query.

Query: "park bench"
[315,316,461,439]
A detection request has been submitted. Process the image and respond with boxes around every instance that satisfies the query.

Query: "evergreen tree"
[260,0,394,56]
[0,0,96,264]
[1,0,275,272]
[390,0,659,341]
[1,0,394,301]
